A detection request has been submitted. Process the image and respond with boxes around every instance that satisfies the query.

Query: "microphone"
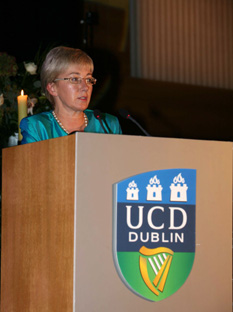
[94,109,108,134]
[118,108,151,136]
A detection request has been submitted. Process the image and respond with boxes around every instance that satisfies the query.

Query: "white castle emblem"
[170,173,188,202]
[126,180,139,200]
[125,172,188,202]
[146,175,163,201]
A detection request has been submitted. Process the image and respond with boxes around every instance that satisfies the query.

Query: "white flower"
[24,62,37,75]
[0,93,4,106]
[27,97,38,115]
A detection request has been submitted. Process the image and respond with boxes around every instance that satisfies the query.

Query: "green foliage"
[0,50,53,149]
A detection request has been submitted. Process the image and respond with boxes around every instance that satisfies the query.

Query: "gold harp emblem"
[139,246,174,296]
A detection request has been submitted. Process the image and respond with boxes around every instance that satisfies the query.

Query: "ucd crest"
[113,169,196,301]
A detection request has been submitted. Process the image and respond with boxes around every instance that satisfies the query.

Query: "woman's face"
[48,63,93,113]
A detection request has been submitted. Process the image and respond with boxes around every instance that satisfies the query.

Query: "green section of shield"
[117,251,195,301]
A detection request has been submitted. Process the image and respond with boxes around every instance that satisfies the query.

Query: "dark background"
[1,0,84,62]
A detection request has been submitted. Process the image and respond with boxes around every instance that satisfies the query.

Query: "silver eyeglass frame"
[53,77,97,85]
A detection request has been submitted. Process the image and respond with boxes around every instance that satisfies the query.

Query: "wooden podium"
[1,133,232,311]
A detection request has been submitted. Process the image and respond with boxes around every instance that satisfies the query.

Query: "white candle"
[17,90,28,142]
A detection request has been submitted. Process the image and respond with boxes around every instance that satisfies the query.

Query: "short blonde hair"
[40,46,94,105]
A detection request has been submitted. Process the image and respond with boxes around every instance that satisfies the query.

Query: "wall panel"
[130,0,233,89]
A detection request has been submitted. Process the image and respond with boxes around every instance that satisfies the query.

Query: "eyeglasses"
[53,77,97,85]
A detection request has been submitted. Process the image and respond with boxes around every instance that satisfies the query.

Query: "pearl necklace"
[52,111,88,134]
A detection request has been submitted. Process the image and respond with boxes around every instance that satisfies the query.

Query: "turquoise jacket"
[20,109,122,144]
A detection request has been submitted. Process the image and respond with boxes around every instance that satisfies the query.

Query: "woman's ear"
[47,82,57,97]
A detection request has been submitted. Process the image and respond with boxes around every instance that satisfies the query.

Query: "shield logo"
[113,169,196,301]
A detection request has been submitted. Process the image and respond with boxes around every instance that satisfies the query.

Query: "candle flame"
[21,90,24,96]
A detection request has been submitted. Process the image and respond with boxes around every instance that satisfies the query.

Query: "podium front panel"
[73,133,232,312]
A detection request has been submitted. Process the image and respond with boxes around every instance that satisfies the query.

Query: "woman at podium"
[20,46,122,144]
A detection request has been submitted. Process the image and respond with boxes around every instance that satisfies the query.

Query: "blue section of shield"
[115,169,196,253]
[117,169,196,205]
